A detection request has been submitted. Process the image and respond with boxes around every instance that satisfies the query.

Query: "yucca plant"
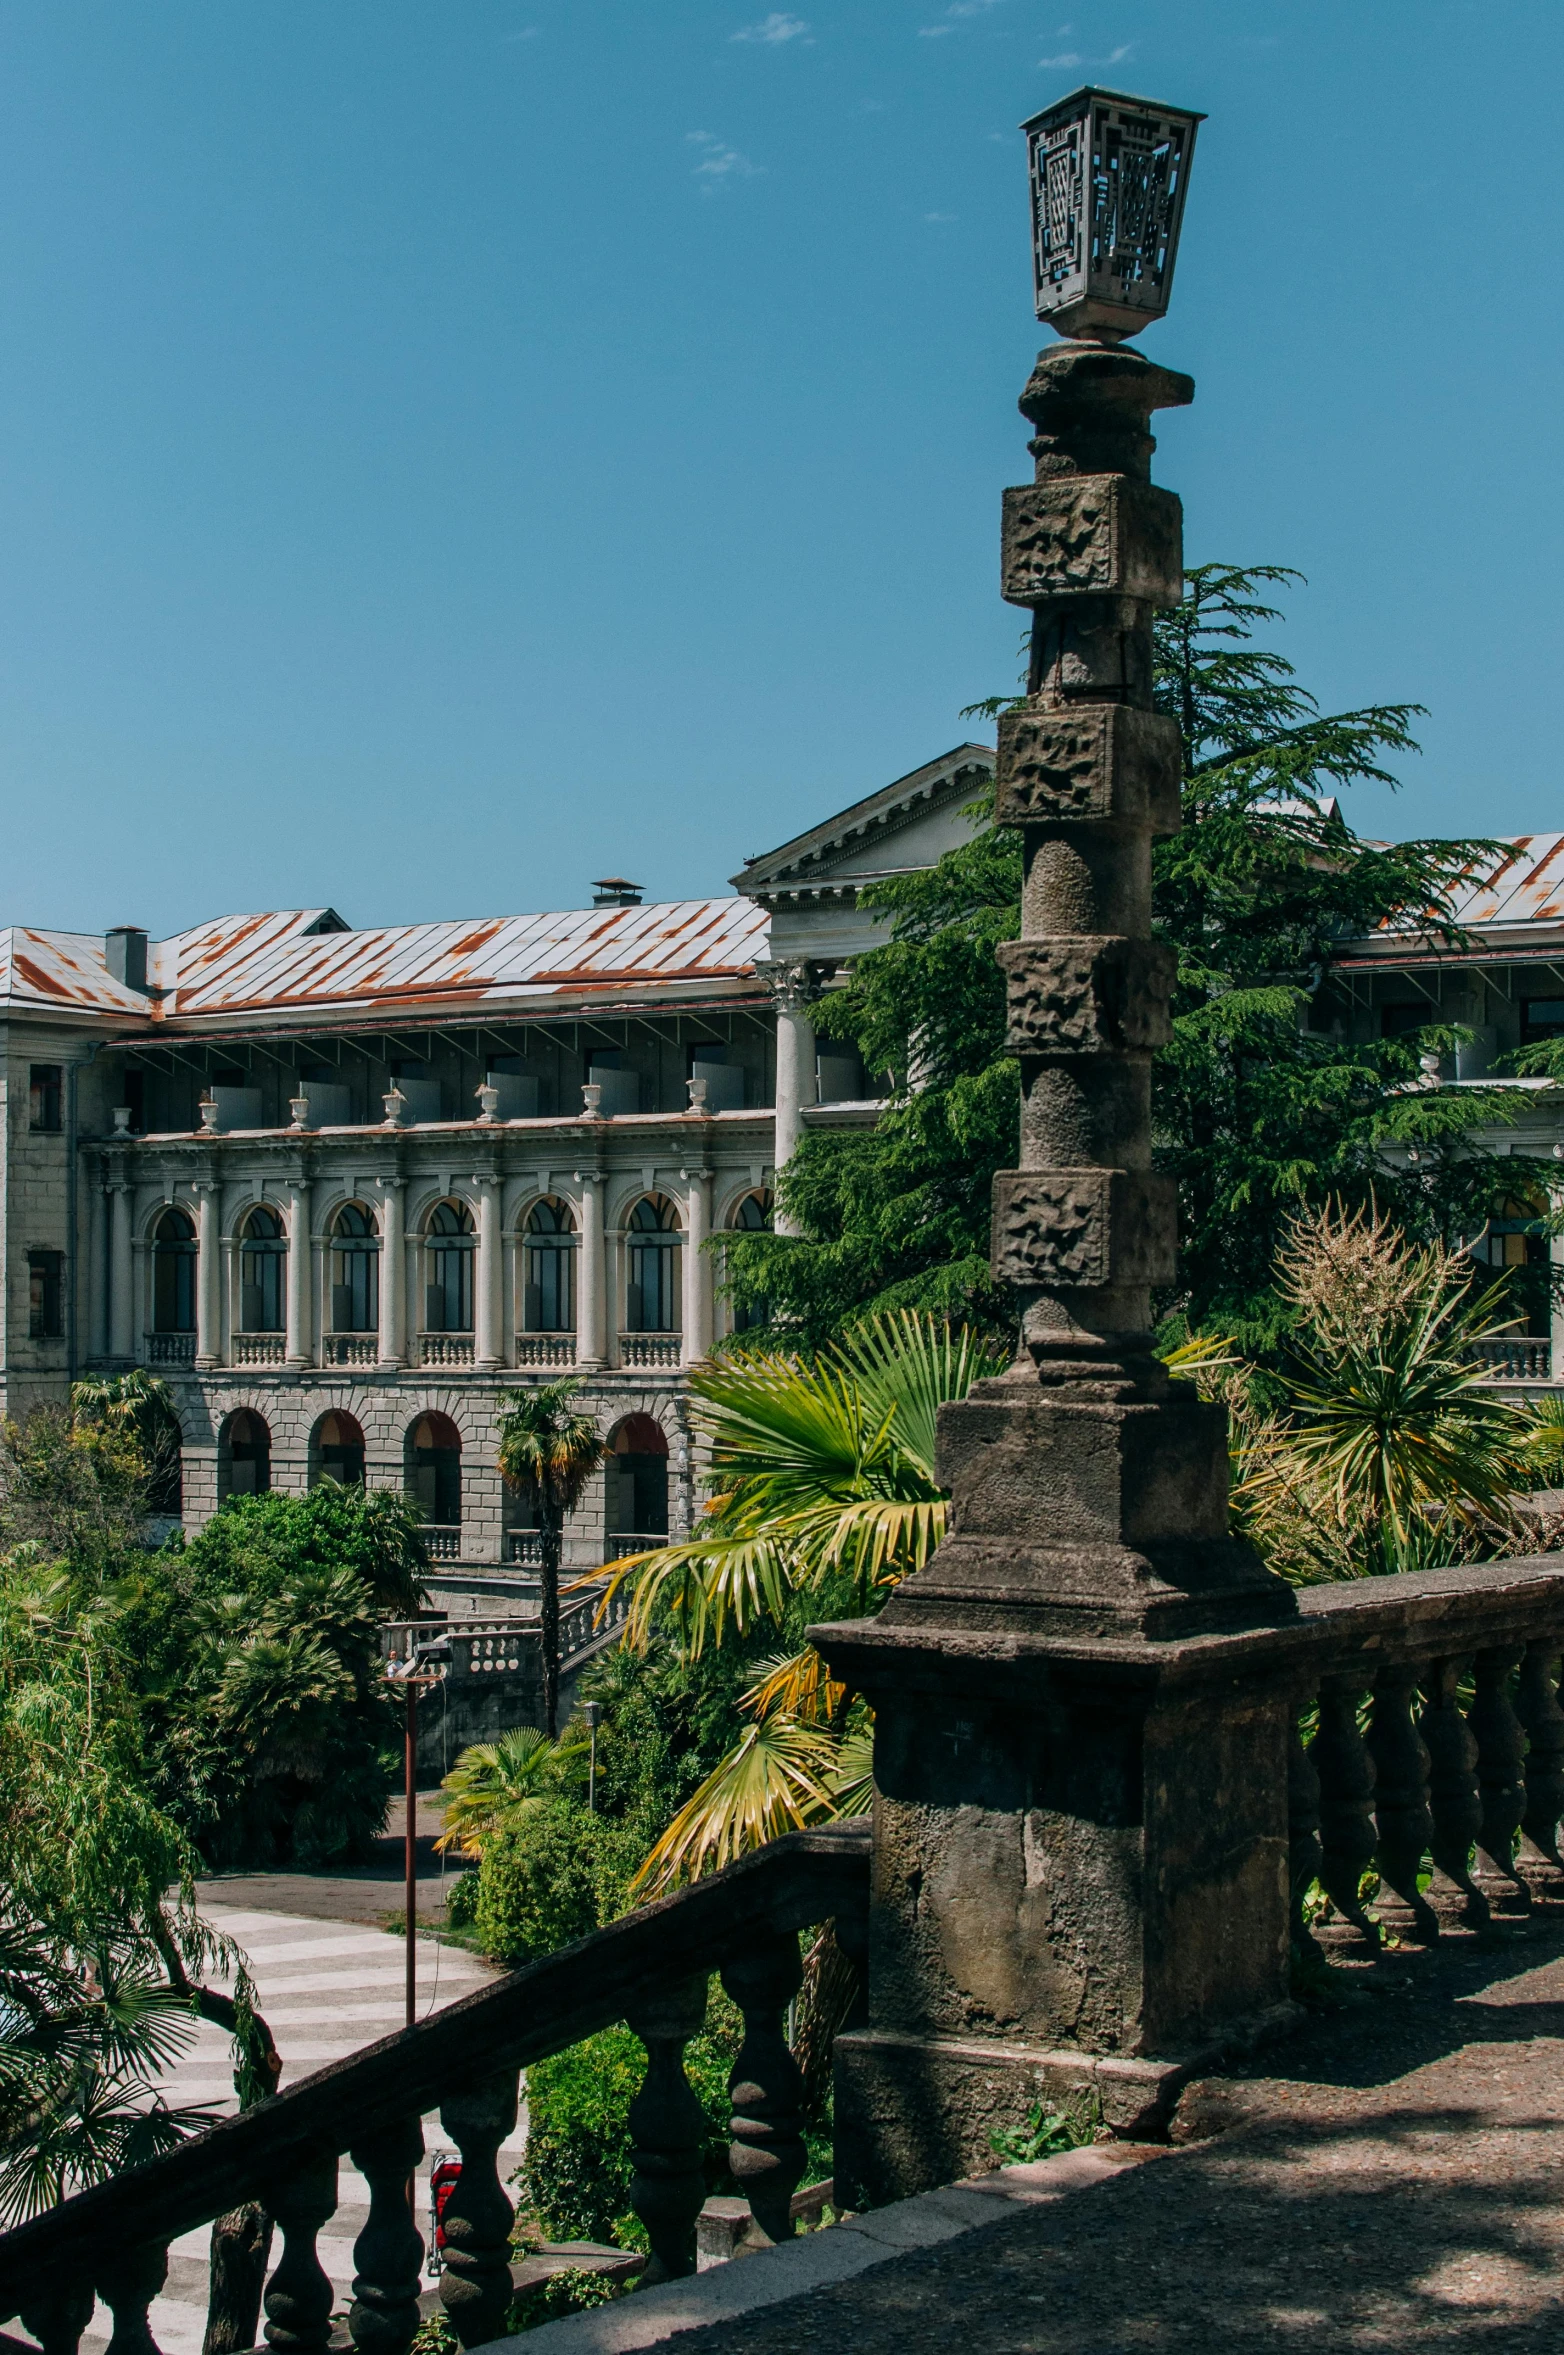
[603,1312,1004,1893]
[1226,1201,1532,1580]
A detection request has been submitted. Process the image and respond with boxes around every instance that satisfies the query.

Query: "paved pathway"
[89,1897,520,2355]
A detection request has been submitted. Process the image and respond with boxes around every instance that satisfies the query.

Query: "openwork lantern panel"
[1023,85,1203,343]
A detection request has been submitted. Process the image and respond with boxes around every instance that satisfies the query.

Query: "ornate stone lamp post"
[816,86,1300,2206]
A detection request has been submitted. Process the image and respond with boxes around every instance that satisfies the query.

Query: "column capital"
[755,957,825,1016]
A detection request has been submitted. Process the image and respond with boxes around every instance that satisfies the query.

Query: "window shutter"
[332,1284,355,1332]
[241,1283,264,1332]
[523,1279,543,1330]
[425,1285,446,1333]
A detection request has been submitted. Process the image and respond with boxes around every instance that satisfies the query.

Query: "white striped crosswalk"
[83,1906,524,2355]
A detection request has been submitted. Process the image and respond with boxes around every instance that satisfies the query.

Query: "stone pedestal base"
[833,2014,1298,2210]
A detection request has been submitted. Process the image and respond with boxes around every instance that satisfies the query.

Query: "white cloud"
[686,131,761,192]
[731,11,812,41]
[1038,50,1081,65]
[501,24,540,39]
[919,0,1003,31]
[1039,39,1132,68]
[924,211,958,223]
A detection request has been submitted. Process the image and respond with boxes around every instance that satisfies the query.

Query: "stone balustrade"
[232,1334,285,1367]
[0,1829,868,2355]
[619,1333,680,1369]
[1468,1335,1553,1382]
[420,1335,476,1369]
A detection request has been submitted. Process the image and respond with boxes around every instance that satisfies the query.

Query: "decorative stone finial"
[686,1077,709,1115]
[288,1093,312,1131]
[197,1097,221,1135]
[382,1086,409,1129]
[475,1082,501,1125]
[581,1082,604,1120]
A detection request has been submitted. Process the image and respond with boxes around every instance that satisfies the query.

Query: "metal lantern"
[1022,85,1204,343]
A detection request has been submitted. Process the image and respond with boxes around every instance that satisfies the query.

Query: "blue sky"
[0,1,1556,935]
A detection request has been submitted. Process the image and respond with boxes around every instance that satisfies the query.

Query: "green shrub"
[521,1986,742,2245]
[472,1801,640,1968]
[443,1870,478,1929]
[508,2267,624,2332]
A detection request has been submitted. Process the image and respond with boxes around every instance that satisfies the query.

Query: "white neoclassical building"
[0,744,995,1590]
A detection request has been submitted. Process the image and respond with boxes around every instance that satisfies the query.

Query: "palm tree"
[496,1380,607,1735]
[602,1312,1004,1891]
[435,1725,562,1856]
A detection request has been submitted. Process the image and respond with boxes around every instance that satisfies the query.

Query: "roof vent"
[591,876,644,908]
[105,926,149,993]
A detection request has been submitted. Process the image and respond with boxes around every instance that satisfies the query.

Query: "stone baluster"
[626,1975,711,2283]
[348,2115,426,2355]
[1366,1661,1437,1945]
[1419,1657,1489,1928]
[1310,1675,1378,1948]
[1516,1642,1564,1900]
[1467,1647,1532,1915]
[19,2279,97,2355]
[438,2072,520,2349]
[94,2240,169,2355]
[262,2153,338,2354]
[1286,1707,1323,1958]
[721,1932,808,2250]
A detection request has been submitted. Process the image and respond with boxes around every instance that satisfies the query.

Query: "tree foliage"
[496,1380,606,1736]
[722,565,1539,1347]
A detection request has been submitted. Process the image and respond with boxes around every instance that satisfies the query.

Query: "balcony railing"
[0,1829,869,2355]
[421,1525,463,1562]
[507,1529,543,1566]
[513,1333,575,1368]
[1469,1335,1553,1381]
[420,1334,475,1367]
[143,1332,195,1367]
[619,1332,681,1369]
[605,1530,670,1563]
[232,1333,285,1367]
[322,1334,378,1368]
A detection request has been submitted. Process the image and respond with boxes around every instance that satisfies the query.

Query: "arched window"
[425,1201,475,1334]
[152,1207,196,1334]
[523,1197,576,1332]
[239,1206,286,1333]
[408,1410,461,1525]
[728,1191,773,1332]
[313,1409,365,1488]
[626,1195,681,1334]
[330,1203,380,1333]
[223,1408,271,1500]
[607,1412,669,1542]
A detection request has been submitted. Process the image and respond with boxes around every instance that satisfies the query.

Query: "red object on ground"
[430,2156,462,2262]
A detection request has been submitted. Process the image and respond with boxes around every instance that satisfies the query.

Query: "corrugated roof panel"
[0,929,157,1014]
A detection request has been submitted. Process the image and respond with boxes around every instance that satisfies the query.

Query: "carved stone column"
[758,960,819,1234]
[816,333,1297,2207]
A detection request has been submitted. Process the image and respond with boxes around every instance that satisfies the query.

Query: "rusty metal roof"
[0,898,772,1026]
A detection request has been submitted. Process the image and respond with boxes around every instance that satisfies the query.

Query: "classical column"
[681,1169,713,1365]
[378,1180,406,1367]
[286,1177,313,1369]
[758,961,818,1236]
[814,223,1298,2207]
[475,1176,503,1371]
[194,1181,221,1369]
[107,1176,134,1362]
[575,1172,606,1369]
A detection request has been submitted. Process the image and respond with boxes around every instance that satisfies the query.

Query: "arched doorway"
[407,1411,461,1526]
[312,1410,366,1487]
[222,1408,271,1500]
[607,1412,668,1541]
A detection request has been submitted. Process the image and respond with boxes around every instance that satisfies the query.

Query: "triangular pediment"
[733,743,995,909]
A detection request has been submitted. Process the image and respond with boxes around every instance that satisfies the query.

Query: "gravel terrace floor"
[652,1909,1564,2355]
